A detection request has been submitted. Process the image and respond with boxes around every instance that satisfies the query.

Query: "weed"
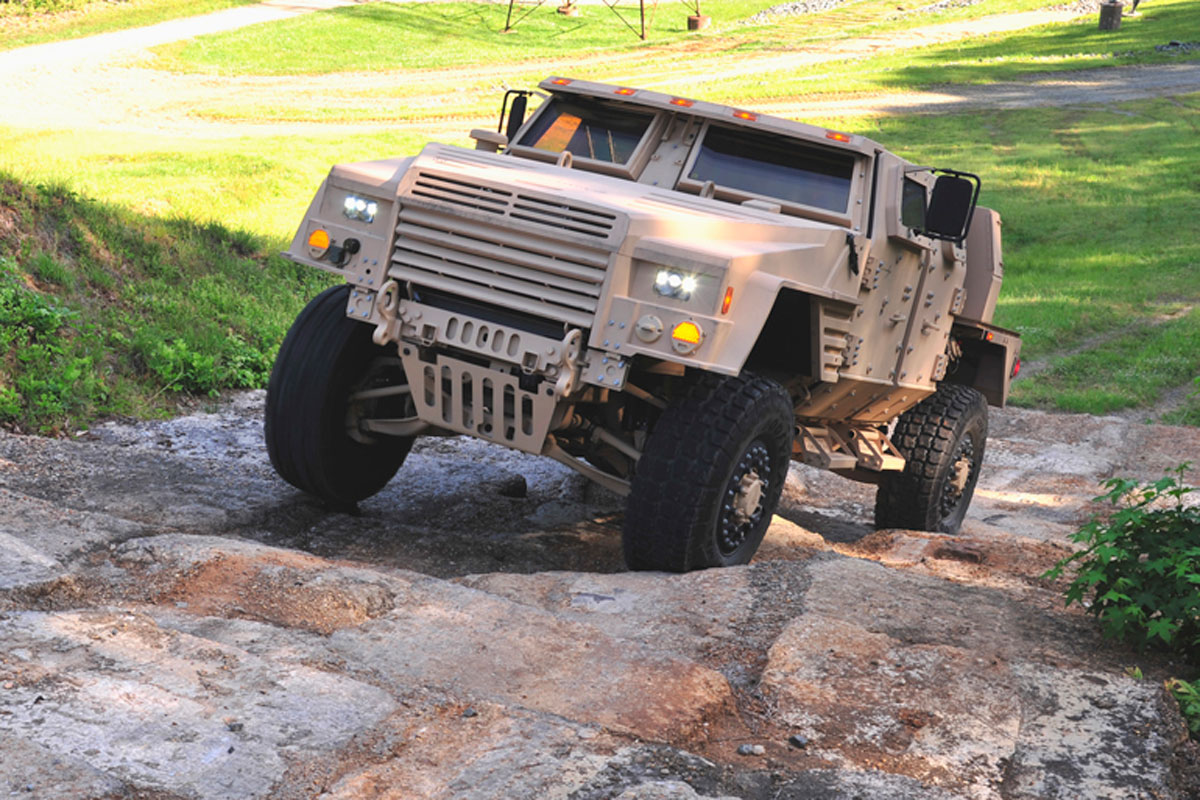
[1167,678,1200,738]
[1043,465,1200,658]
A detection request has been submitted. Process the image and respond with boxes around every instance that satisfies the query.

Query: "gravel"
[742,0,852,25]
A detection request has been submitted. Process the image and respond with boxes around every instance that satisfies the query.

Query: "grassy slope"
[0,176,332,433]
[0,0,261,52]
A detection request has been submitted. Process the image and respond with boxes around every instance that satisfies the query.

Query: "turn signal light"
[721,287,734,315]
[672,321,702,345]
[307,228,331,258]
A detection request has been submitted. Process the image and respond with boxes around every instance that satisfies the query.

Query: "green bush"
[1044,465,1200,657]
[1168,678,1200,737]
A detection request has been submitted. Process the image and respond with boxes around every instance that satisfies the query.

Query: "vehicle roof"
[538,76,888,161]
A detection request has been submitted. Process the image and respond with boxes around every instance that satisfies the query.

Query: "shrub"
[1044,464,1200,657]
[1168,678,1200,737]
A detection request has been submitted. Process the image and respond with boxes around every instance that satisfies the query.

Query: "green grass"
[150,0,767,75]
[149,0,1074,77]
[0,128,436,237]
[0,176,335,433]
[166,0,1198,130]
[0,0,261,52]
[675,0,1200,104]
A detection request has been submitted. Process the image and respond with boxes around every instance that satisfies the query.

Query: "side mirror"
[921,170,981,244]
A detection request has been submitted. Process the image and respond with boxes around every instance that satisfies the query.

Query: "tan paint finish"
[282,77,1020,480]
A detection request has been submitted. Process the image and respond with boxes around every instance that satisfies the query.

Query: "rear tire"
[623,374,794,572]
[874,383,988,533]
[265,285,414,506]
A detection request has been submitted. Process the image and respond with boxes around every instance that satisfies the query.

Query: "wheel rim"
[718,440,772,556]
[345,355,417,443]
[938,434,977,521]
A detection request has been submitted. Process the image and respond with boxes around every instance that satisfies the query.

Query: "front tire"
[623,374,794,572]
[874,383,988,533]
[265,285,414,506]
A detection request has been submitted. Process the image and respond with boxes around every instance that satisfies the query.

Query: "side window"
[517,96,656,165]
[901,177,927,230]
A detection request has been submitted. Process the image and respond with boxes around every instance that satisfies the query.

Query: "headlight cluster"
[342,195,379,224]
[654,269,698,300]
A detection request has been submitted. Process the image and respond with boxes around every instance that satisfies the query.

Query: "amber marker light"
[614,87,636,96]
[672,321,703,345]
[732,110,757,122]
[721,287,734,315]
[986,331,995,341]
[670,97,695,108]
[550,78,572,85]
[826,130,852,143]
[307,228,331,258]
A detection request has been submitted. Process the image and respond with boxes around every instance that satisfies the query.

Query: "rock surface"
[1,391,1198,799]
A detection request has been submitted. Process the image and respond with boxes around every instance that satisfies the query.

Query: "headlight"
[342,194,379,224]
[654,269,698,300]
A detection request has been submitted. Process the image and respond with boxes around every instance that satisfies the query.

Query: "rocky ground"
[2,392,1199,799]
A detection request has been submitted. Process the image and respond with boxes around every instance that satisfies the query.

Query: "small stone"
[226,721,244,732]
[461,707,478,718]
[491,475,528,498]
[737,744,756,756]
[788,734,809,749]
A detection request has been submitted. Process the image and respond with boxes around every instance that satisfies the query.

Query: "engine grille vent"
[409,172,618,240]
[391,202,612,330]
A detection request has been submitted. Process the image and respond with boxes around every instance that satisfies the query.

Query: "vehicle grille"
[391,172,616,330]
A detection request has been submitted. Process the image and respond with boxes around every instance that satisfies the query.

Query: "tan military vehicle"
[267,77,1021,571]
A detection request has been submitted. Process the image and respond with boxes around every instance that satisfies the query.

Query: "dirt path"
[3,1,1196,139]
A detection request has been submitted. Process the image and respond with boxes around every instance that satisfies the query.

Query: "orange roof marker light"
[826,130,852,143]
[614,87,636,96]
[721,287,734,315]
[732,110,757,122]
[550,78,572,86]
[670,97,695,108]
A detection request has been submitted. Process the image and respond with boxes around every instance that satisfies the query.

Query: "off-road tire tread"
[623,373,793,572]
[874,383,987,533]
[265,284,411,506]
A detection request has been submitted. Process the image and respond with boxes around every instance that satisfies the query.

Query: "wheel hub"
[732,471,764,525]
[939,436,976,520]
[949,451,972,493]
[718,441,772,556]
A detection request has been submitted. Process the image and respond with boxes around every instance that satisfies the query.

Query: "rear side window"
[686,125,856,213]
[518,96,655,165]
[901,177,927,230]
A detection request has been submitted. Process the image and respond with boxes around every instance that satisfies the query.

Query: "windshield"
[686,124,856,213]
[518,96,656,165]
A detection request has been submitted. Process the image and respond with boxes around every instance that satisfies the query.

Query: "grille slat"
[397,218,608,287]
[392,171,617,329]
[399,206,610,268]
[397,270,596,329]
[392,247,600,312]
